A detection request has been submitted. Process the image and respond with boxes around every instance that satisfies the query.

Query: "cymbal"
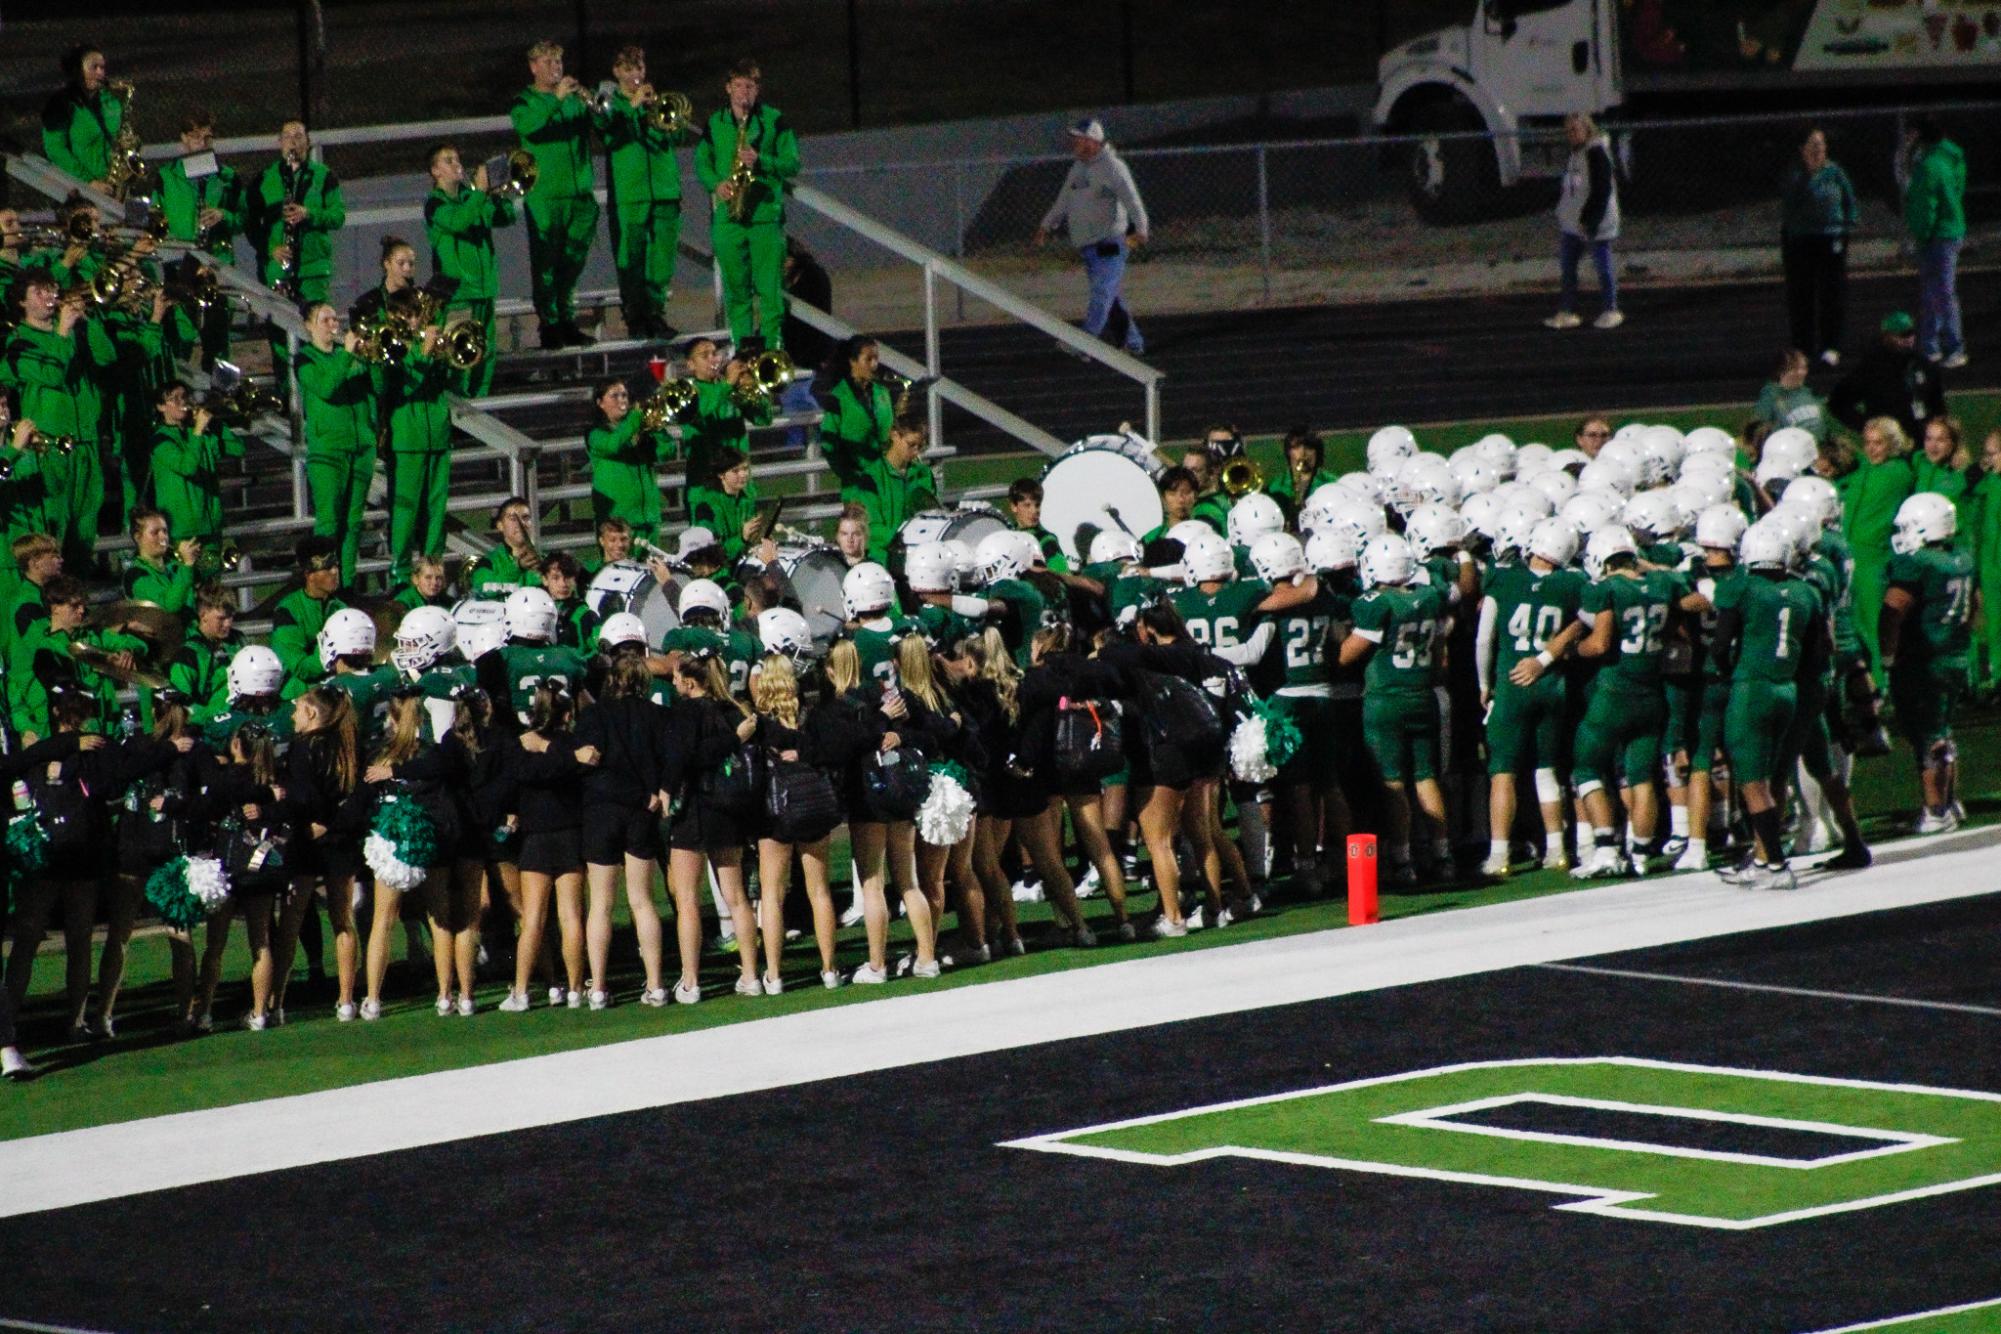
[92,600,183,643]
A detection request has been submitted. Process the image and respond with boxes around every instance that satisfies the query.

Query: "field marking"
[1538,963,2001,1018]
[0,1318,122,1334]
[1377,1092,1950,1169]
[1809,1295,2001,1331]
[1006,1056,2001,1230]
[0,836,1997,1220]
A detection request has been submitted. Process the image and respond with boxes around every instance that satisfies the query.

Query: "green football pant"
[446,300,497,399]
[1786,678,1837,781]
[388,449,450,578]
[308,446,377,586]
[1724,681,1796,787]
[1571,684,1664,794]
[1485,672,1567,776]
[1890,660,1964,748]
[525,193,600,325]
[712,216,787,349]
[267,276,329,406]
[1362,688,1440,784]
[611,200,681,326]
[1686,681,1731,774]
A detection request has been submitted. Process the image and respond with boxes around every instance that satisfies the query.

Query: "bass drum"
[586,559,681,645]
[1038,445,1163,563]
[896,504,1008,552]
[773,544,851,652]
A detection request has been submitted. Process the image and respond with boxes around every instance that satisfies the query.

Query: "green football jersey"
[322,663,400,746]
[1350,583,1448,692]
[1168,579,1271,656]
[1886,544,1975,665]
[662,626,757,695]
[1692,564,1745,682]
[202,706,294,752]
[492,643,590,720]
[1812,530,1860,657]
[1581,570,1682,690]
[847,622,901,687]
[1262,587,1341,694]
[1486,565,1586,680]
[1731,575,1823,686]
[913,602,982,648]
[986,577,1047,667]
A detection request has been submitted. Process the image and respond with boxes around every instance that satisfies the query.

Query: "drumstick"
[1101,504,1137,538]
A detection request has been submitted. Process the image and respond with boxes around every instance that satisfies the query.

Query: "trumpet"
[0,431,78,482]
[639,379,698,431]
[1220,455,1266,499]
[490,148,538,202]
[731,349,796,414]
[877,369,924,417]
[201,539,243,573]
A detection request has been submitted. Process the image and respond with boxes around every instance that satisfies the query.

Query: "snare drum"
[773,544,851,651]
[1038,445,1164,563]
[897,505,1008,552]
[586,560,682,645]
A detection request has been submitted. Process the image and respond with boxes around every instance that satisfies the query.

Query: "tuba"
[639,379,699,431]
[0,432,78,482]
[1220,455,1266,499]
[352,311,412,365]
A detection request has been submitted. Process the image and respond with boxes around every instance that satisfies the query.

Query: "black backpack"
[765,758,842,843]
[863,746,930,822]
[1137,670,1225,751]
[1053,697,1125,782]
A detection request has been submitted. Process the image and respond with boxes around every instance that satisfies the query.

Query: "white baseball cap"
[1066,117,1106,143]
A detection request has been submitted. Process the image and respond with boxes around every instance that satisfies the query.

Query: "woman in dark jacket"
[498,684,599,1012]
[111,692,214,1036]
[180,722,287,1031]
[271,685,365,1023]
[820,639,914,987]
[940,629,1035,960]
[666,654,758,1002]
[574,654,675,1008]
[358,688,469,1019]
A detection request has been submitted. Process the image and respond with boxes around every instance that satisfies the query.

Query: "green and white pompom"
[916,761,976,846]
[1229,699,1303,783]
[145,855,231,930]
[364,794,439,892]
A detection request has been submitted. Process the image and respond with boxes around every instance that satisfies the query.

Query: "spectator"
[1780,128,1858,367]
[1544,113,1622,331]
[1903,116,1968,369]
[1830,311,1944,442]
[1754,348,1831,445]
[1575,416,1614,460]
[781,237,833,371]
[1972,430,2001,697]
[1839,416,1916,680]
[1033,117,1150,356]
[1913,417,1976,547]
[834,504,870,568]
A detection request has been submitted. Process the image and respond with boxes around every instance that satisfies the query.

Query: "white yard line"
[1538,963,2001,1018]
[1,832,1996,1221]
[1809,1295,2001,1331]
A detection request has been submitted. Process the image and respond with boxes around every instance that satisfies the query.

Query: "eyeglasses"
[1580,428,1611,438]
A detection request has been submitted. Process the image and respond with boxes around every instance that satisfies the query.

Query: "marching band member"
[423,142,514,397]
[149,381,243,545]
[297,303,379,587]
[586,377,670,547]
[510,39,598,350]
[156,110,242,367]
[694,58,800,353]
[41,46,124,191]
[596,45,694,341]
[250,119,345,387]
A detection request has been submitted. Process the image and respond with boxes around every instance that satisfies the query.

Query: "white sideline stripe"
[1539,963,2001,1018]
[0,1319,121,1333]
[2,835,1999,1220]
[1810,1295,2001,1331]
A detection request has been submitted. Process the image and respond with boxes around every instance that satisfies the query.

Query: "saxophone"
[724,117,759,224]
[272,150,306,299]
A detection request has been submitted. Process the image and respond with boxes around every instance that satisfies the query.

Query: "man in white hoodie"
[1034,117,1151,356]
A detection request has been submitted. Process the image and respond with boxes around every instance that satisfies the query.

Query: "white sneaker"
[821,970,844,990]
[242,1013,267,1033]
[456,995,476,1017]
[587,988,610,1011]
[1004,936,1027,958]
[565,989,583,1009]
[1593,309,1625,330]
[1915,808,1955,835]
[1010,875,1044,903]
[1150,916,1188,939]
[673,980,702,1005]
[1673,844,1709,873]
[547,986,568,1008]
[838,904,865,929]
[1948,799,1967,824]
[1544,311,1582,330]
[435,996,454,1017]
[1942,350,1969,370]
[1758,862,1798,891]
[761,973,784,995]
[1574,845,1629,879]
[1217,907,1236,928]
[851,962,888,985]
[910,959,942,979]
[734,975,764,997]
[1,1047,35,1080]
[1075,865,1102,898]
[1479,853,1511,878]
[639,987,668,1007]
[498,990,531,1013]
[335,1002,358,1023]
[1184,907,1206,932]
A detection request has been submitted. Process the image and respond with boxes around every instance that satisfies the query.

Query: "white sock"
[1683,837,1707,860]
[1545,831,1566,858]
[1670,805,1690,838]
[1488,837,1509,863]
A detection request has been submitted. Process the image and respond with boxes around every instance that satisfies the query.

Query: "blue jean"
[1558,231,1617,314]
[1080,243,1142,352]
[1916,237,1964,359]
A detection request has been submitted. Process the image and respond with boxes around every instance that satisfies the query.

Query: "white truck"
[1375,0,2001,221]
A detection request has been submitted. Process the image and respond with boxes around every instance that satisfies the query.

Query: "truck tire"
[1406,100,1503,224]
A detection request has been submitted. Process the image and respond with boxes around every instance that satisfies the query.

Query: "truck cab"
[1376,0,1621,221]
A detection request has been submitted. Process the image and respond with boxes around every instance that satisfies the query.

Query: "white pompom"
[916,772,976,846]
[1229,716,1276,783]
[363,832,429,892]
[184,855,232,910]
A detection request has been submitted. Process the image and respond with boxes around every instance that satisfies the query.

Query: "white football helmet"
[1679,449,1737,479]
[1675,470,1736,513]
[1358,532,1417,589]
[1180,530,1235,584]
[757,607,816,664]
[503,586,560,643]
[1492,509,1539,564]
[1582,524,1639,580]
[842,561,897,618]
[226,645,284,699]
[1526,516,1581,569]
[1390,454,1460,514]
[1753,453,1805,489]
[1248,531,1307,585]
[1638,425,1686,475]
[1595,438,1644,479]
[1324,499,1389,545]
[392,604,456,674]
[1577,457,1636,499]
[1459,491,1506,543]
[940,538,981,589]
[1759,507,1814,567]
[676,578,731,629]
[1225,491,1286,548]
[317,607,376,664]
[1525,469,1578,510]
[1165,519,1216,550]
[1404,502,1470,559]
[453,601,509,661]
[1449,452,1502,498]
[979,529,1043,584]
[1694,504,1749,552]
[1611,422,1649,445]
[1561,490,1624,535]
[1681,426,1736,457]
[597,611,648,650]
[1491,481,1555,518]
[1892,492,1957,553]
[1546,447,1590,476]
[1622,490,1686,543]
[1471,433,1518,477]
[1304,528,1361,574]
[1777,474,1842,531]
[1334,471,1389,507]
[903,541,959,594]
[1761,427,1820,477]
[1366,425,1419,478]
[1739,521,1793,572]
[1512,442,1555,478]
[1087,530,1142,566]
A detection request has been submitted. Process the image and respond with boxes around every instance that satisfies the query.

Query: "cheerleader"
[499,684,600,1011]
[110,690,211,1035]
[822,639,926,985]
[747,649,857,991]
[665,653,761,1001]
[939,629,1034,959]
[182,722,288,1031]
[271,685,365,1023]
[574,653,674,1007]
[1098,602,1236,937]
[359,688,467,1018]
[895,634,969,976]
